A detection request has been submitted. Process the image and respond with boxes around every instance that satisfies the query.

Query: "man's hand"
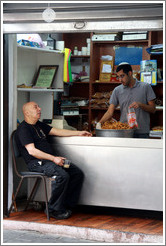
[96,122,101,129]
[129,100,156,114]
[52,156,66,166]
[77,131,92,137]
[25,143,66,166]
[49,128,92,137]
[129,102,140,109]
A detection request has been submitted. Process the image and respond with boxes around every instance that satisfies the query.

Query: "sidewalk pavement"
[3,219,163,244]
[3,229,101,244]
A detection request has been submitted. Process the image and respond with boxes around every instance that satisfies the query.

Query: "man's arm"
[129,100,156,114]
[48,128,92,137]
[99,104,116,124]
[25,143,65,166]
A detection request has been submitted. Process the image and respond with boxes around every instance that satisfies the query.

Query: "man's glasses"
[116,74,126,80]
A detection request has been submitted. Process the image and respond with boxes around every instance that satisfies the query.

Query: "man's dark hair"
[116,63,132,74]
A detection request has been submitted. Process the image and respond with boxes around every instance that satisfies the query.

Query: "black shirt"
[15,120,53,164]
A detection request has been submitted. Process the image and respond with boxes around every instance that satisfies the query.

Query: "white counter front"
[49,137,163,211]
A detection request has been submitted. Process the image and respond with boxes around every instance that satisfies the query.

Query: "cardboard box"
[99,60,114,82]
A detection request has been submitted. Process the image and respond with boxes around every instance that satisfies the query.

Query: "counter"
[49,137,163,211]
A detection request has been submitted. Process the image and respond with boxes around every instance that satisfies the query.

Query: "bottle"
[79,66,87,77]
[47,34,56,50]
[74,46,78,55]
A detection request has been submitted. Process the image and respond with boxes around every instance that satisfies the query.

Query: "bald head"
[22,102,33,115]
[22,102,41,124]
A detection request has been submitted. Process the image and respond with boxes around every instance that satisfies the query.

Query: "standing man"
[98,62,156,138]
[16,101,92,219]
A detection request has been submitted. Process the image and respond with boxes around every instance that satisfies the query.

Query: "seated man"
[15,101,92,220]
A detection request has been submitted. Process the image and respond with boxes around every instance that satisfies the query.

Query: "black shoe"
[66,209,72,217]
[47,210,72,220]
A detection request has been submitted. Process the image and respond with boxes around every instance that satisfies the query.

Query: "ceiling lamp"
[42,3,56,23]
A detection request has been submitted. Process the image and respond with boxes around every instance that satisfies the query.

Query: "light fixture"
[42,3,56,23]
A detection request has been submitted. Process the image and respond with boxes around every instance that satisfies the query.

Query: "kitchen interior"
[3,2,164,243]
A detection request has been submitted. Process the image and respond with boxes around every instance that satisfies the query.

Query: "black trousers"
[28,160,84,212]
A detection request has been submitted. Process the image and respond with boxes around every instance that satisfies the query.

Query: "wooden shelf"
[91,106,162,111]
[71,55,90,58]
[63,31,163,131]
[91,107,108,110]
[92,81,120,84]
[156,81,163,84]
[93,81,163,85]
[79,106,89,110]
[150,53,163,56]
[64,113,88,117]
[72,82,90,84]
[91,106,120,110]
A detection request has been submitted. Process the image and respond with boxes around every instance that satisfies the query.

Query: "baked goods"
[152,126,163,131]
[91,91,112,108]
[101,120,130,130]
[92,91,112,99]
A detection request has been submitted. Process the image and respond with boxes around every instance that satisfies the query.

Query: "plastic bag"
[127,107,138,128]
[17,34,45,48]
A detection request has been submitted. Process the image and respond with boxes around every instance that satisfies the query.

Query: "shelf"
[156,106,163,111]
[93,39,149,44]
[150,53,163,55]
[79,106,89,109]
[91,106,120,110]
[92,81,120,84]
[91,107,108,110]
[72,82,90,84]
[63,31,163,132]
[64,113,88,117]
[93,81,163,85]
[17,88,63,92]
[17,45,64,55]
[156,81,163,84]
[91,106,163,111]
[71,55,90,58]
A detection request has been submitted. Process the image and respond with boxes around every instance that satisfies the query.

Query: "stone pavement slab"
[3,229,100,244]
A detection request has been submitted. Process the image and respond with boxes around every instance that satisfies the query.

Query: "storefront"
[2,2,164,216]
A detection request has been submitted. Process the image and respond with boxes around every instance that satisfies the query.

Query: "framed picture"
[33,65,59,88]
